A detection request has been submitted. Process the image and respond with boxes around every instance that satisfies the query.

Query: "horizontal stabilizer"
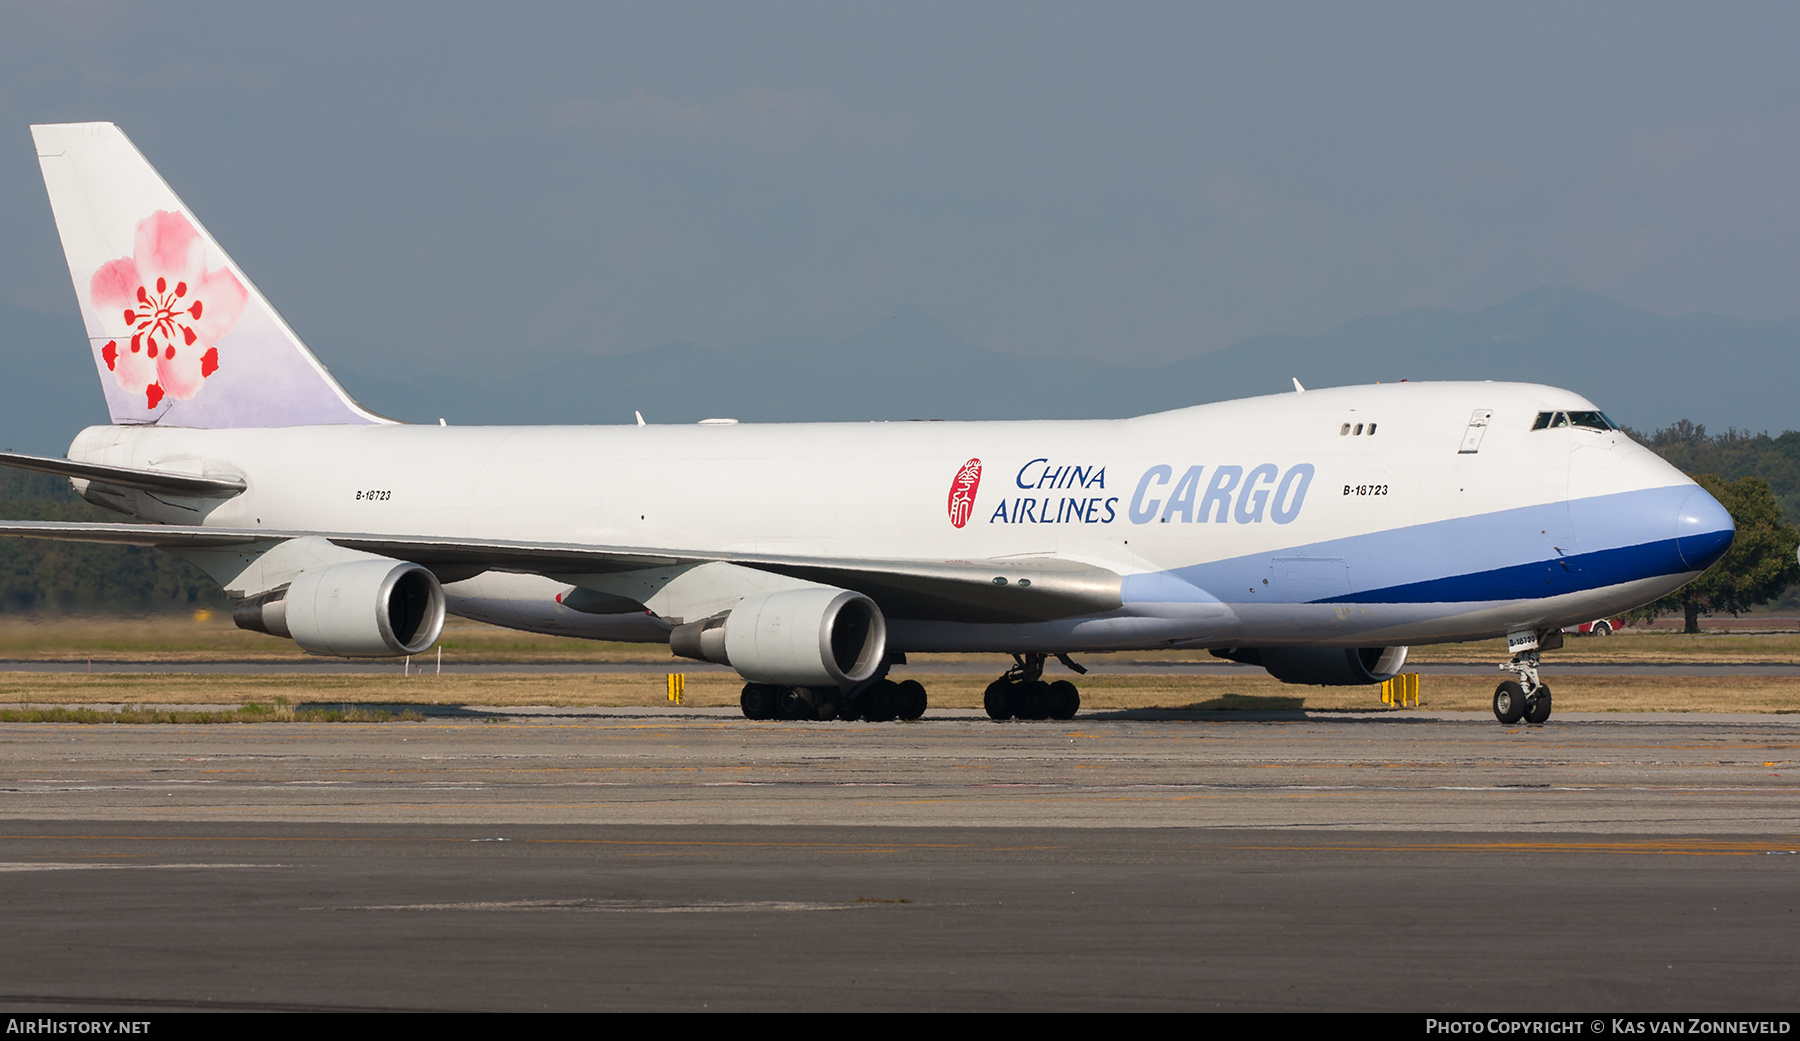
[0,452,245,497]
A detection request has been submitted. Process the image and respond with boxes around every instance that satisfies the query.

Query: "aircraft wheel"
[778,686,815,721]
[896,679,928,720]
[984,678,1015,721]
[1017,680,1053,720]
[1048,679,1080,720]
[813,690,841,721]
[741,683,781,720]
[1493,681,1526,724]
[863,679,900,723]
[1524,685,1552,724]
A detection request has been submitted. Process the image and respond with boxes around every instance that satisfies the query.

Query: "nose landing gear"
[984,652,1084,721]
[1494,630,1556,724]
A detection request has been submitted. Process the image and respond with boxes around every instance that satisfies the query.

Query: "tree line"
[1614,422,1800,631]
[0,422,1794,626]
[0,469,225,612]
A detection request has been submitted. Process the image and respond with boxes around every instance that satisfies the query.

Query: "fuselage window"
[1353,423,1363,435]
[1340,423,1351,436]
[1366,423,1376,435]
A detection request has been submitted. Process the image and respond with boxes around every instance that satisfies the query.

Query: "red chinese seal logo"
[947,458,982,528]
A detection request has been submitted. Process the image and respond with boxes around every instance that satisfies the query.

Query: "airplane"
[1,121,1735,726]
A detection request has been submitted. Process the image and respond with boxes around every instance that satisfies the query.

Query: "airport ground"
[0,615,1797,1011]
[1,611,1796,664]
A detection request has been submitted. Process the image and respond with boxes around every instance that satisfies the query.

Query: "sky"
[1,2,1796,384]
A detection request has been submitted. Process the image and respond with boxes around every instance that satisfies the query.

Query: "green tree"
[1628,421,1800,528]
[1632,475,1800,633]
[0,469,226,613]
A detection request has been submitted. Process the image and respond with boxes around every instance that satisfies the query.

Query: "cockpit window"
[1533,410,1618,432]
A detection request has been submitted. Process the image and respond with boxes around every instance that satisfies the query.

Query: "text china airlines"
[960,458,1317,527]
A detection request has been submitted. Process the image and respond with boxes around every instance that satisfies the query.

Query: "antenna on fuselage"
[1292,378,1306,393]
[635,410,646,427]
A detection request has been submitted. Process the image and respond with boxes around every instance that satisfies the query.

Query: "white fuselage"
[66,380,1715,653]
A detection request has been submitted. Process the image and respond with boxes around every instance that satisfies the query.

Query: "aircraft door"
[1458,410,1493,454]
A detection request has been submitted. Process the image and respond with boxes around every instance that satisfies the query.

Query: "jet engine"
[1213,645,1409,686]
[670,587,887,688]
[234,559,446,657]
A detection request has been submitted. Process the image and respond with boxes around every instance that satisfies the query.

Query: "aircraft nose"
[1675,486,1734,571]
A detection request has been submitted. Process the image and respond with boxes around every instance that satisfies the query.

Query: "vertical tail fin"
[31,122,385,428]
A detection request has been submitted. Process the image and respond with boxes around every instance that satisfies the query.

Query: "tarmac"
[1,708,1797,1010]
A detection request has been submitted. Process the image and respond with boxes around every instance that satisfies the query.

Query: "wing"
[0,521,1123,623]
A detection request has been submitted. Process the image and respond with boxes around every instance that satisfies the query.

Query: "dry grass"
[0,613,688,664]
[0,669,1796,715]
[1402,631,1800,664]
[1,613,1798,667]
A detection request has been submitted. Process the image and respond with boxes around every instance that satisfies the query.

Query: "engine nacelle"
[237,559,446,657]
[670,587,886,689]
[1214,645,1409,686]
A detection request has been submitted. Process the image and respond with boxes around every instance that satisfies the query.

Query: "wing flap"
[0,520,261,546]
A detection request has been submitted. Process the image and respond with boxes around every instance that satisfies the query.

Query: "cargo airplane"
[2,122,1735,725]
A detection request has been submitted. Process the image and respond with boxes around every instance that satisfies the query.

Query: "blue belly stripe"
[1120,484,1733,606]
[1316,535,1710,604]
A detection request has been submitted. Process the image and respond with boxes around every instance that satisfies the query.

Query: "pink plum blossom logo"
[89,211,247,410]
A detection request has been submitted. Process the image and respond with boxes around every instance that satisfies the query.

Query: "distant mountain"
[3,288,1796,454]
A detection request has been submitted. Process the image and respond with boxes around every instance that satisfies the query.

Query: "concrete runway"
[2,711,1797,1010]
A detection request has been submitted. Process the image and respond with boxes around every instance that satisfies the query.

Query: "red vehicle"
[1567,618,1624,636]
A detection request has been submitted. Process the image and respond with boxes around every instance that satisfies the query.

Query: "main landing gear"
[739,677,928,722]
[1493,646,1553,725]
[984,652,1083,721]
